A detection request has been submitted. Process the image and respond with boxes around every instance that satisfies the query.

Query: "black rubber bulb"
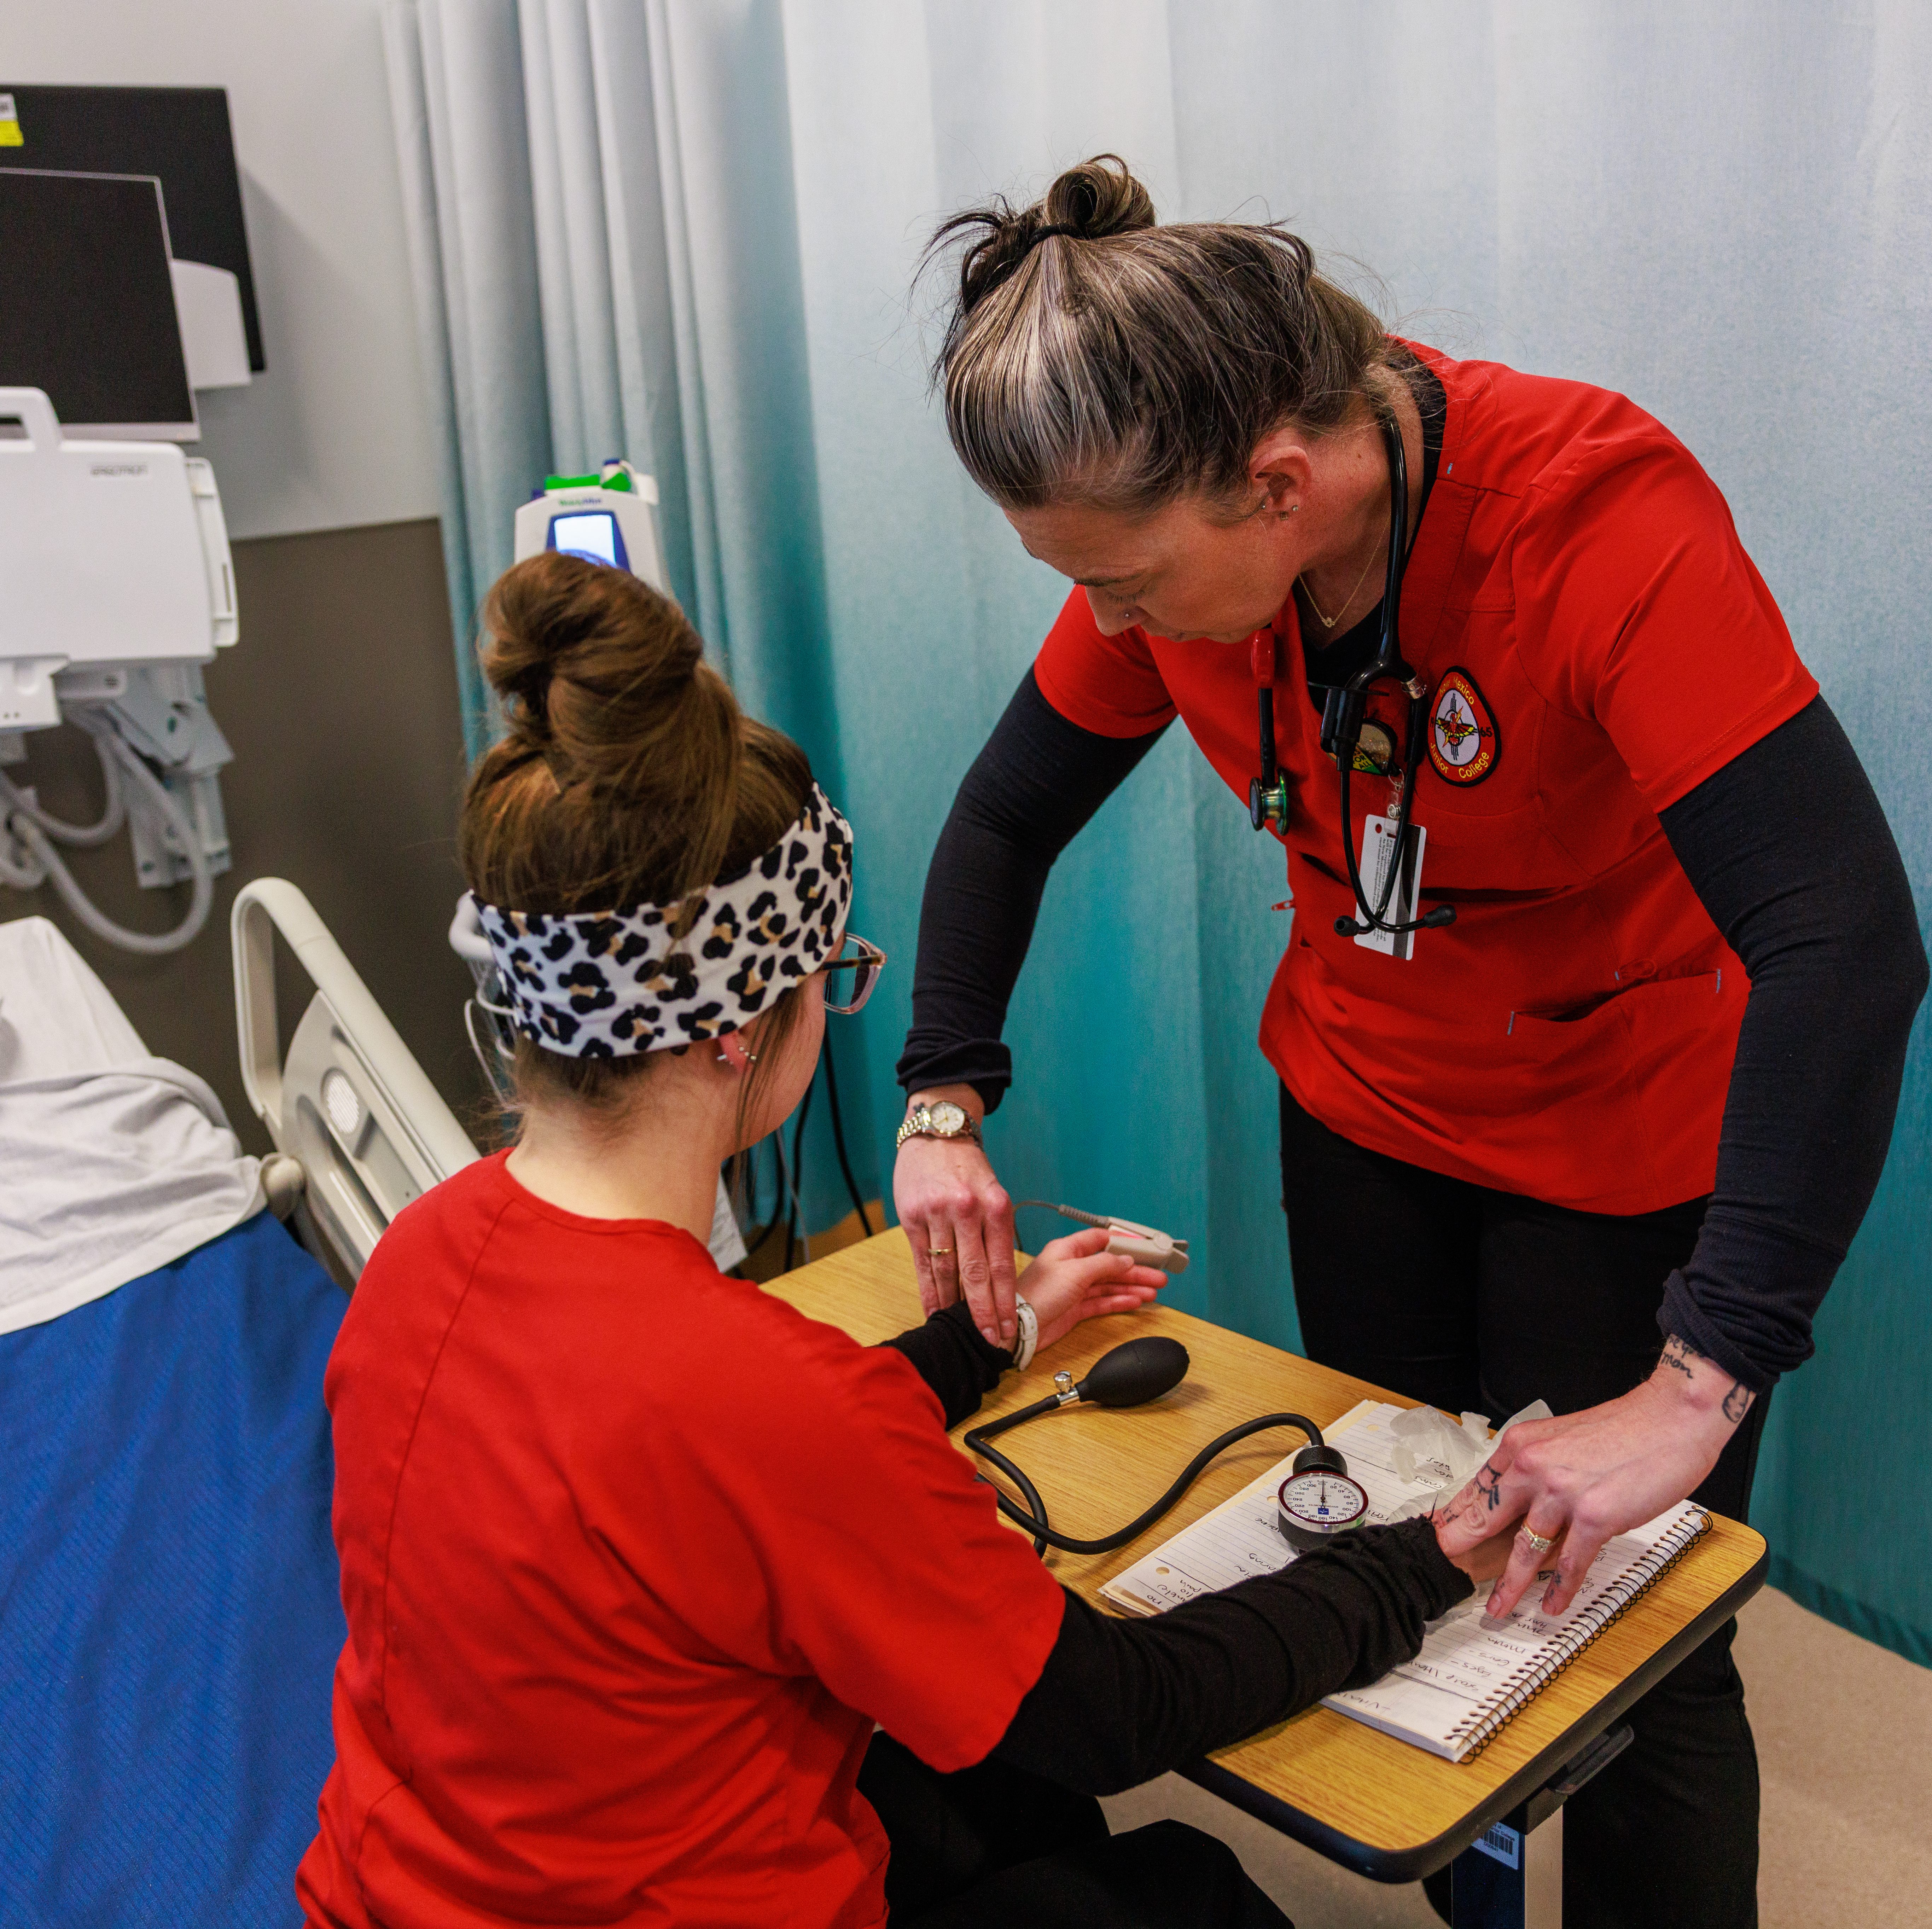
[1076,1336,1190,1408]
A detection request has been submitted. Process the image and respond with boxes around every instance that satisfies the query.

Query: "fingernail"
[980,1326,999,1346]
[1000,1323,1015,1343]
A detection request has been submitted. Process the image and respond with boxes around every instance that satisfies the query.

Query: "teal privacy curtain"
[386,1,1931,1668]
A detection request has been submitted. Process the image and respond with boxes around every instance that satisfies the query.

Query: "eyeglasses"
[820,931,886,1015]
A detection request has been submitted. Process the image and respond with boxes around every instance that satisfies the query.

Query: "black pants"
[860,1732,1291,1928]
[1280,1086,1765,1929]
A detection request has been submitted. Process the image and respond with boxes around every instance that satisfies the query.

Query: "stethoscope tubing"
[964,1406,1332,1558]
[1328,406,1447,939]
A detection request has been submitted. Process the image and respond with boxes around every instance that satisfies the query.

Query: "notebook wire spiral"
[1448,1506,1712,1760]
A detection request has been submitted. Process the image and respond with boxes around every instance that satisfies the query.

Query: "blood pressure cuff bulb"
[472,782,852,1057]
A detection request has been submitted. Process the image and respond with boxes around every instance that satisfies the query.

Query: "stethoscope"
[1248,411,1456,940]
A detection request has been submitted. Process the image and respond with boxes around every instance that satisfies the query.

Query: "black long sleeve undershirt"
[898,678,1927,1390]
[895,670,1167,1111]
[879,1300,1013,1428]
[1654,697,1927,1388]
[873,1312,1473,1790]
[998,1518,1470,1793]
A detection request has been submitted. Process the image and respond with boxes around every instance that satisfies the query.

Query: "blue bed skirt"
[0,1211,347,1928]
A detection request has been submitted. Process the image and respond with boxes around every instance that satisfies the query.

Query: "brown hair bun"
[459,551,814,1113]
[1042,152,1154,239]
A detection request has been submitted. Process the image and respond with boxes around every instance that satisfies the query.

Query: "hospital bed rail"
[233,877,477,1283]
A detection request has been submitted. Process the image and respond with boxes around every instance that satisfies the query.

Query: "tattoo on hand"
[1661,1335,1756,1425]
[1475,1466,1503,1512]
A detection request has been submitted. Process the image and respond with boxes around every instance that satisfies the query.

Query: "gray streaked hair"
[926,155,1391,516]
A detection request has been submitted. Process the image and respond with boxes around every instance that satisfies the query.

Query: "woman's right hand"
[894,1087,1019,1349]
[1018,1229,1169,1350]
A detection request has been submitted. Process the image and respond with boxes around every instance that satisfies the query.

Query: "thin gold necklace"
[1298,538,1382,631]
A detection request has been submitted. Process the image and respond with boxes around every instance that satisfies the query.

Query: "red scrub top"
[1035,345,1817,1214]
[297,1154,1065,1929]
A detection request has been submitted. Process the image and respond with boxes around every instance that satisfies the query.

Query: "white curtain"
[385,0,1932,1664]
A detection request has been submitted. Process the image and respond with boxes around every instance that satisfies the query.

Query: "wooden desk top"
[767,1228,1768,1881]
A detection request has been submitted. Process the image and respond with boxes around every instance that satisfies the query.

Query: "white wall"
[10,0,440,540]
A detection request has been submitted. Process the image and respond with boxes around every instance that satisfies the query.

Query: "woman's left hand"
[1433,1336,1753,1618]
[1019,1228,1170,1352]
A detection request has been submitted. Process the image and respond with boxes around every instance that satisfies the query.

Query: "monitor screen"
[0,85,262,372]
[549,512,621,568]
[0,168,194,437]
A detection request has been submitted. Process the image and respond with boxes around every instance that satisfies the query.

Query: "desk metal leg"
[1448,1802,1561,1928]
[1449,1722,1632,1929]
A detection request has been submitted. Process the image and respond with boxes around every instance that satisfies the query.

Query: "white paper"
[1100,1401,1704,1761]
[1100,1401,1442,1615]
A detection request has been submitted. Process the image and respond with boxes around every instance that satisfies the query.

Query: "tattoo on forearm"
[1657,1335,1698,1382]
[1660,1334,1756,1425]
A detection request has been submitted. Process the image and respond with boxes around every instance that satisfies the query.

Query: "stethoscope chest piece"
[1275,1440,1370,1552]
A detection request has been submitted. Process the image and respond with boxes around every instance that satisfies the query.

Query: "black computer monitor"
[0,168,197,439]
[0,85,262,372]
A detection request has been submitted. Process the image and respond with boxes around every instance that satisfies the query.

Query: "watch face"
[929,1101,967,1134]
[1277,1471,1369,1534]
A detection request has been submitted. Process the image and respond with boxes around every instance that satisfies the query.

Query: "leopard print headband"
[471,783,853,1058]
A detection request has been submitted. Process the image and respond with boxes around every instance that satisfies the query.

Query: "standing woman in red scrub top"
[893,156,1926,1928]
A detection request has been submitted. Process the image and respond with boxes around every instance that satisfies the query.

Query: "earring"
[716,1039,758,1068]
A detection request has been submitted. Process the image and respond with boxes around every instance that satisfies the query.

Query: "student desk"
[768,1229,1768,1928]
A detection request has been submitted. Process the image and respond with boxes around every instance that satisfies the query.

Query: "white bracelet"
[1012,1294,1040,1372]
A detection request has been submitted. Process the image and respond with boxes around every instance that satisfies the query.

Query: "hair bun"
[932,153,1158,325]
[483,550,706,780]
[462,550,814,948]
[1042,154,1154,240]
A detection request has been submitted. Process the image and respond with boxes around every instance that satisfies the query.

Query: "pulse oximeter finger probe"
[1015,1200,1191,1275]
[963,1336,1355,1559]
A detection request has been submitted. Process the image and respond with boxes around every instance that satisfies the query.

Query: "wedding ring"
[926,1246,954,1258]
[1519,1527,1555,1554]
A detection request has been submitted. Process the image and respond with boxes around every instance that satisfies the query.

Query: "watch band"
[1011,1293,1040,1372]
[896,1102,983,1150]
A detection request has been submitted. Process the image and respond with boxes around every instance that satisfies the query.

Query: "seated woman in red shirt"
[297,552,1517,1929]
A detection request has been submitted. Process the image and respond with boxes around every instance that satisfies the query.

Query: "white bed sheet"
[0,917,263,1336]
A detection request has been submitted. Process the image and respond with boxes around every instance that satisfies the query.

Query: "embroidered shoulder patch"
[1428,668,1499,786]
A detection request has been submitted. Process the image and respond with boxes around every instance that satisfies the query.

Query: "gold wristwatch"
[896,1099,983,1150]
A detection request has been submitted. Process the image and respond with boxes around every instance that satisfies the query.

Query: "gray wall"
[6,517,487,1155]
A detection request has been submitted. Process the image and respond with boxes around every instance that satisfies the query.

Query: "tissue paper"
[1383,1398,1553,1521]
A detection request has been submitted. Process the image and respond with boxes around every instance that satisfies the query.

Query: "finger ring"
[1519,1528,1555,1554]
[926,1246,954,1258]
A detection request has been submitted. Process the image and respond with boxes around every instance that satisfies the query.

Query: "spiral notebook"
[1099,1401,1711,1762]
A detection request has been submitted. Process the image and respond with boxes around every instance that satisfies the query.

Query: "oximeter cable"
[962,1336,1330,1558]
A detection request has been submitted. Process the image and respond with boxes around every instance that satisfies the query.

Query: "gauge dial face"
[1278,1471,1369,1533]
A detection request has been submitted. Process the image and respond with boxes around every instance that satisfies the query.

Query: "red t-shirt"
[1036,346,1817,1213]
[297,1155,1065,1929]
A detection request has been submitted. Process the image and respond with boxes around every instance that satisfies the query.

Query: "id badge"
[1352,815,1428,960]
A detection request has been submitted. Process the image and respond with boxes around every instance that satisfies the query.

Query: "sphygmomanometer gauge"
[1275,1445,1370,1552]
